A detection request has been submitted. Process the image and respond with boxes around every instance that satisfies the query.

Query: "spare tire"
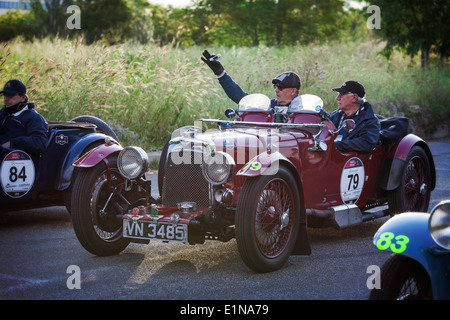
[71,115,120,143]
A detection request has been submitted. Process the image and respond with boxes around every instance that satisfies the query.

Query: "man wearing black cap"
[330,81,380,154]
[0,79,48,155]
[201,50,300,108]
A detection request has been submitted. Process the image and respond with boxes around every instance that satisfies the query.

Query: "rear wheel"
[388,146,431,214]
[236,166,300,273]
[71,154,130,256]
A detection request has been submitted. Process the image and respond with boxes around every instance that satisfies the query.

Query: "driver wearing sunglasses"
[201,50,301,109]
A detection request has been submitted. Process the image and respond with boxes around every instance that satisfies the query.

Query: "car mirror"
[343,119,356,131]
[329,119,356,135]
[225,108,236,119]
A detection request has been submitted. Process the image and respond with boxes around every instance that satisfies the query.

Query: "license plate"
[123,220,187,243]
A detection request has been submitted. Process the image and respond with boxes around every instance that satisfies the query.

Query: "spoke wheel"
[255,185,294,258]
[90,171,124,239]
[71,154,130,256]
[388,146,431,214]
[236,166,300,272]
[369,254,433,300]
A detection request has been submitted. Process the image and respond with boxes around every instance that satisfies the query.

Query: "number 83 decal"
[376,232,410,254]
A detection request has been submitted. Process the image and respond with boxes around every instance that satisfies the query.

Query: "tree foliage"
[0,10,36,42]
[368,0,449,68]
[76,0,132,44]
[29,0,73,38]
[0,0,348,46]
[195,0,347,46]
[0,0,448,70]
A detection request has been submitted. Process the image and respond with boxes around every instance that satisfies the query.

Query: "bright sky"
[148,0,194,8]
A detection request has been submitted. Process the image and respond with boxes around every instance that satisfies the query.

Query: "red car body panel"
[227,112,390,211]
[72,142,122,168]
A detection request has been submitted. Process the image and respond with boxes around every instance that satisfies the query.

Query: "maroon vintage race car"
[70,93,435,272]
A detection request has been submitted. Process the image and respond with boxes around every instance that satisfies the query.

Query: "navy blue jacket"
[329,102,381,154]
[0,102,48,155]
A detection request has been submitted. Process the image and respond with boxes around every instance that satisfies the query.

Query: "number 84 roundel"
[0,150,35,198]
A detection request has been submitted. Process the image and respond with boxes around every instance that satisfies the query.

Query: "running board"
[307,204,389,229]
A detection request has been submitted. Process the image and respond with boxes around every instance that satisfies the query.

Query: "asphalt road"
[1,138,449,303]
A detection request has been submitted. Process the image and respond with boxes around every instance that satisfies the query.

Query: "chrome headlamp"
[202,151,236,185]
[117,146,149,180]
[429,200,450,250]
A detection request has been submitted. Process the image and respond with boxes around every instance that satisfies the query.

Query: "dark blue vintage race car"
[0,116,119,213]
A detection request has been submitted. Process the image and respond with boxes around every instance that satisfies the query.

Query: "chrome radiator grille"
[161,150,210,207]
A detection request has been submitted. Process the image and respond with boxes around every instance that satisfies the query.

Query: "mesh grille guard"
[162,149,210,207]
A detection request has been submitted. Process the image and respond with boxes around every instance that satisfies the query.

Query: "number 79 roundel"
[1,150,35,198]
[340,157,365,205]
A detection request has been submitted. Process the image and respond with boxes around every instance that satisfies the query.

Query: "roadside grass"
[1,38,448,151]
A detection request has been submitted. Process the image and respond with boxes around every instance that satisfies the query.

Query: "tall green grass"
[1,38,448,150]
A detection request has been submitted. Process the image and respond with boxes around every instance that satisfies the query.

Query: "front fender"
[236,151,292,177]
[379,134,436,191]
[374,212,450,299]
[72,142,123,168]
[374,212,435,264]
[55,133,119,190]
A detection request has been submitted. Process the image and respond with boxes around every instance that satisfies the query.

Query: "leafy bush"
[0,11,36,42]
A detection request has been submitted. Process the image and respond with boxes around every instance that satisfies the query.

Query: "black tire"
[235,166,301,273]
[369,254,433,300]
[388,145,431,215]
[72,115,120,143]
[63,141,104,214]
[71,154,130,256]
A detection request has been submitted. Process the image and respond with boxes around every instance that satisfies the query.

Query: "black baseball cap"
[0,79,27,95]
[272,72,301,90]
[332,81,365,98]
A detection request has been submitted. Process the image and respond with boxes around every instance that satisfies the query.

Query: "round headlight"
[202,152,235,185]
[429,200,450,250]
[118,146,149,180]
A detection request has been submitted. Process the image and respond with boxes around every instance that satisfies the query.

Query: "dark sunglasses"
[273,84,293,91]
[337,92,354,97]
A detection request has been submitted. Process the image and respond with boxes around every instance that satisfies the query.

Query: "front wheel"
[369,254,433,300]
[71,154,130,256]
[236,166,301,273]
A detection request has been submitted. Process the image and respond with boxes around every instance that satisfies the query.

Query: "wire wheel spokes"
[254,179,295,258]
[403,155,428,211]
[90,170,124,242]
[397,277,420,300]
